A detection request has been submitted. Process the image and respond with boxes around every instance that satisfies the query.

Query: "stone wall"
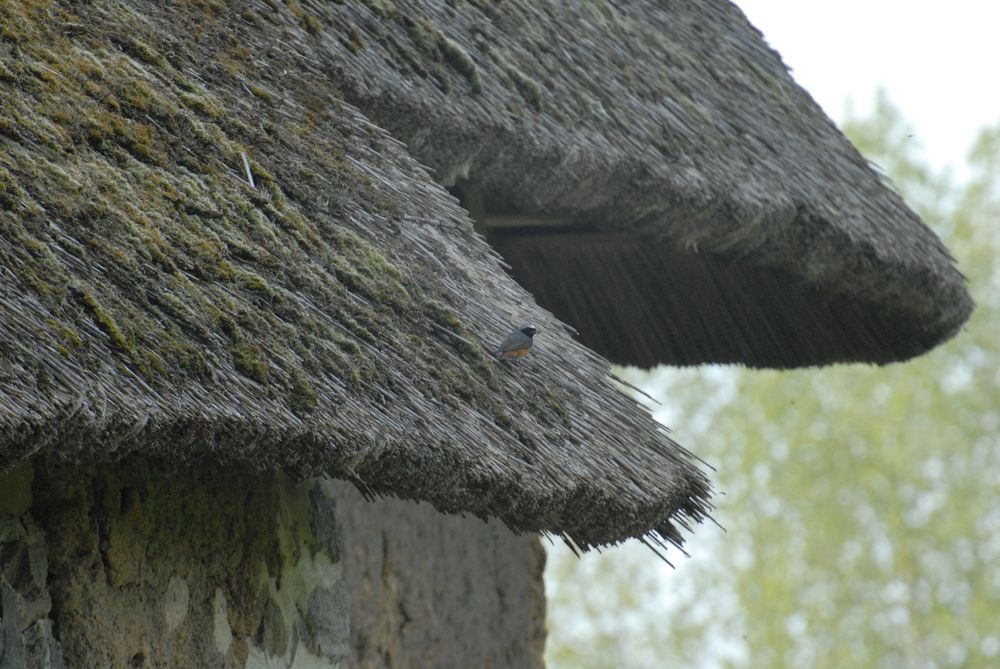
[1,461,349,668]
[0,463,545,668]
[329,481,546,669]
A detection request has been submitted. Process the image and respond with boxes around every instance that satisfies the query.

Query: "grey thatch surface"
[0,0,710,549]
[312,0,972,367]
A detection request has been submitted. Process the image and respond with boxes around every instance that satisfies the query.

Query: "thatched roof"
[1,0,971,551]
[317,0,973,367]
[0,0,710,550]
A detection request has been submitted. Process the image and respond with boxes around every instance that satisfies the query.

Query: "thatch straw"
[0,0,711,549]
[316,0,973,367]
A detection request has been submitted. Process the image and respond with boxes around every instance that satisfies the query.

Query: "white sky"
[734,1,1000,179]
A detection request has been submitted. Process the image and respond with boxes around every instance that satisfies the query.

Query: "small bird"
[496,324,537,360]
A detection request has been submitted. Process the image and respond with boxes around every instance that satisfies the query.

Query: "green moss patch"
[402,16,482,93]
[505,66,544,111]
[0,0,422,401]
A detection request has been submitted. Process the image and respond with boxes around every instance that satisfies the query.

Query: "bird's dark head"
[519,325,538,338]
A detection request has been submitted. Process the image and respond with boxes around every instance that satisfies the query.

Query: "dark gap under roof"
[487,228,934,368]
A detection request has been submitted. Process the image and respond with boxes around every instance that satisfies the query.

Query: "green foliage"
[545,541,683,668]
[547,95,1000,668]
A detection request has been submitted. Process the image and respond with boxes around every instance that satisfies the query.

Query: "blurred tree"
[546,94,1000,668]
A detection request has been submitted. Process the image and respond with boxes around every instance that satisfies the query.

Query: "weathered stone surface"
[1,580,27,669]
[0,463,32,518]
[21,619,67,669]
[164,577,190,633]
[303,584,351,663]
[2,461,544,668]
[325,481,546,669]
[310,486,343,565]
[255,596,288,659]
[1,497,64,669]
[4,462,350,668]
[0,517,48,622]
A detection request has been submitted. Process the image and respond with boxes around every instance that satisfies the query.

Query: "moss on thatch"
[0,0,446,396]
[0,0,710,550]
